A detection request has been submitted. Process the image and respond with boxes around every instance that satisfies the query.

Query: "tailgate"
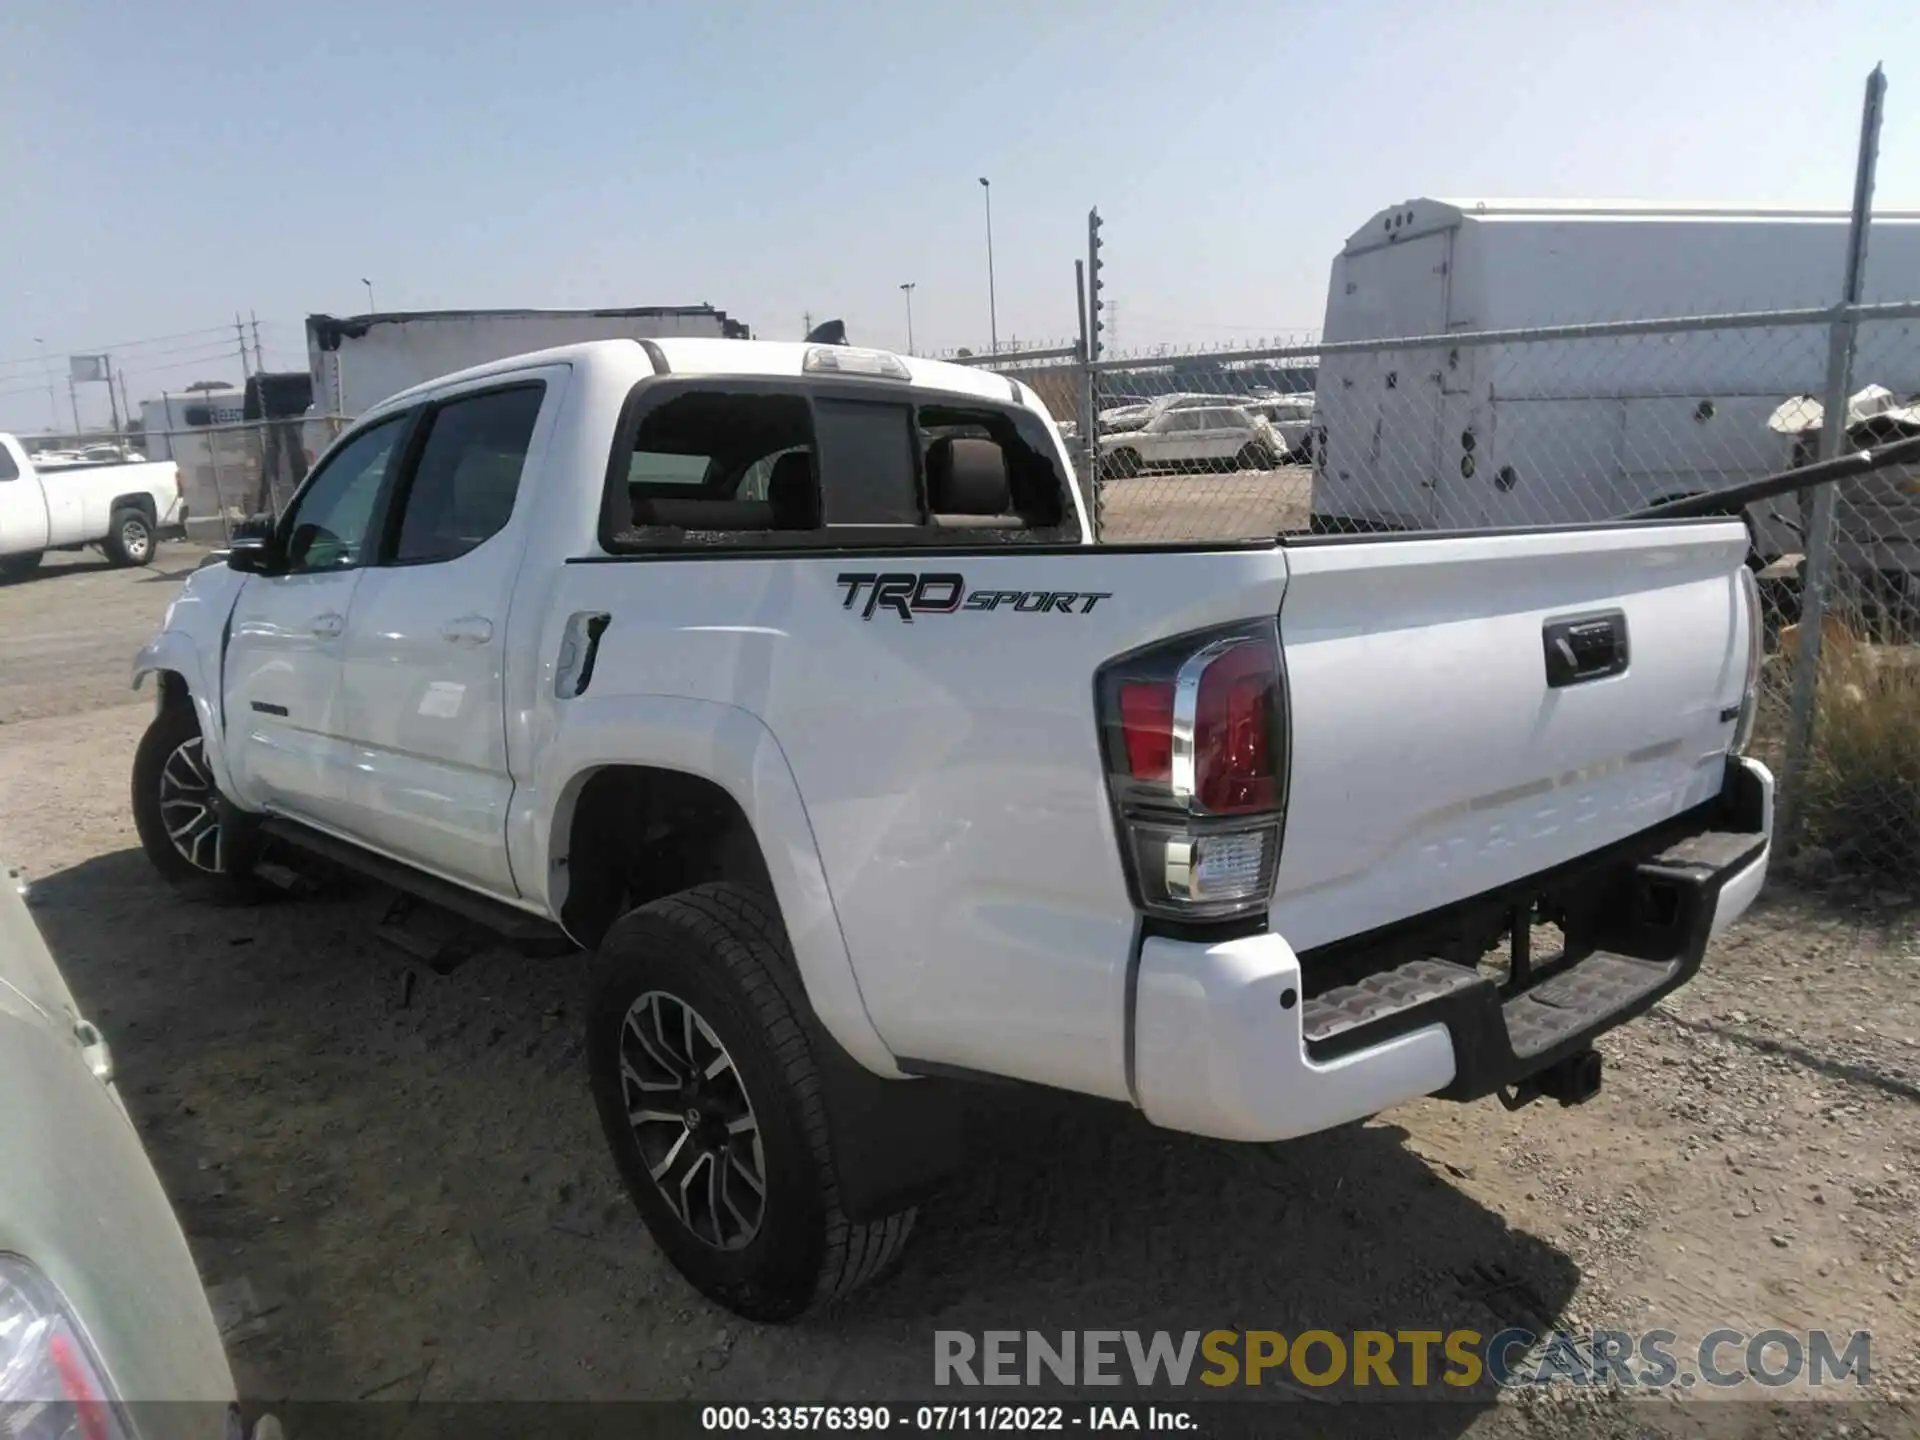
[1270,520,1753,950]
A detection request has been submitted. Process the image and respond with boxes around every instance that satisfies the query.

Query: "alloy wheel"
[158,737,223,872]
[618,990,767,1249]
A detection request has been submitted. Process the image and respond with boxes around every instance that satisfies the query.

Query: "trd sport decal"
[837,573,1112,622]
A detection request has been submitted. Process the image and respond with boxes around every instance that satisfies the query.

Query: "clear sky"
[3,0,1916,432]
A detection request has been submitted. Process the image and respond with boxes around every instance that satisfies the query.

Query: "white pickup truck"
[1,434,188,575]
[128,338,1772,1322]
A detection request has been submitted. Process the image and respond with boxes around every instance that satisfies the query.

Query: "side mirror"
[225,535,276,574]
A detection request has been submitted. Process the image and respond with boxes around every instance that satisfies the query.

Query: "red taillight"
[1193,641,1279,814]
[1097,623,1288,922]
[1119,681,1174,780]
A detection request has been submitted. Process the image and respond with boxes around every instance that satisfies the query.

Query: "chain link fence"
[146,413,347,540]
[955,301,1920,891]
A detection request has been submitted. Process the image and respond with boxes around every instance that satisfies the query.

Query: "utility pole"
[235,313,253,379]
[116,370,134,438]
[67,372,81,435]
[362,279,376,313]
[899,282,916,355]
[251,310,266,374]
[32,338,57,431]
[978,176,998,354]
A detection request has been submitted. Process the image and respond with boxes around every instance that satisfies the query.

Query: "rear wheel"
[105,508,155,567]
[0,551,42,579]
[131,702,258,901]
[587,883,915,1321]
[1235,442,1268,471]
[1104,447,1141,479]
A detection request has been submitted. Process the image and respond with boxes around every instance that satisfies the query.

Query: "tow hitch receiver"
[1499,1048,1604,1111]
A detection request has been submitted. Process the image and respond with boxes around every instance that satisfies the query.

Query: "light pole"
[978,177,998,354]
[32,337,58,431]
[361,278,376,312]
[899,282,916,355]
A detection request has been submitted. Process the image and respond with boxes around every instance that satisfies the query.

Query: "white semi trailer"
[1308,199,1920,564]
[304,304,752,423]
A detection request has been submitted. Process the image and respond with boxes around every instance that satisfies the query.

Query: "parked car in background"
[0,861,242,1437]
[1245,395,1317,461]
[1101,392,1250,435]
[1098,402,1153,431]
[35,445,149,468]
[0,433,187,575]
[1099,403,1283,476]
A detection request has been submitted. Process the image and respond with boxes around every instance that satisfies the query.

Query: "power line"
[0,323,235,374]
[129,352,254,379]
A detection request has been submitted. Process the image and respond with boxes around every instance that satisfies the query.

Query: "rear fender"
[110,492,159,523]
[523,695,900,1078]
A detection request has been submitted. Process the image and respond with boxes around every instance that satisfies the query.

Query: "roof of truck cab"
[370,338,1028,414]
[1345,197,1920,254]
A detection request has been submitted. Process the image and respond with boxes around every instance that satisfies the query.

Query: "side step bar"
[258,817,573,948]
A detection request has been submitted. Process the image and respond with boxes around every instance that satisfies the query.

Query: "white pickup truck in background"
[0,433,188,575]
[130,337,1771,1323]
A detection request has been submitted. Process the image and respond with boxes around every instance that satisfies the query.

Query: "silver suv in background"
[1098,403,1283,476]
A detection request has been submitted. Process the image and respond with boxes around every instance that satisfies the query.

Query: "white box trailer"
[305,305,751,422]
[1308,200,1920,559]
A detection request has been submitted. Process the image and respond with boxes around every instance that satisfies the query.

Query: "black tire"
[587,882,915,1322]
[1234,442,1268,471]
[130,702,259,902]
[1104,447,1141,480]
[0,551,42,579]
[105,507,155,567]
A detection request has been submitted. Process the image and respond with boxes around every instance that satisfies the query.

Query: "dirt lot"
[1,547,1916,1435]
[1096,466,1314,542]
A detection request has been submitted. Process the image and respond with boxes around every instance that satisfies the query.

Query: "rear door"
[222,411,413,829]
[333,372,559,895]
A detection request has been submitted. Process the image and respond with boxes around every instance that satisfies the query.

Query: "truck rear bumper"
[1131,757,1771,1143]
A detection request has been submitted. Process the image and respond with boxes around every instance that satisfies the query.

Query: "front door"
[334,376,554,896]
[1155,411,1204,465]
[1192,408,1247,465]
[0,446,49,555]
[221,412,413,830]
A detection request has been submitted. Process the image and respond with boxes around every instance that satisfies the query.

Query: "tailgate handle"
[1543,611,1629,688]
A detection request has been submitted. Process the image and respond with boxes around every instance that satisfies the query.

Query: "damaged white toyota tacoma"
[128,337,1772,1321]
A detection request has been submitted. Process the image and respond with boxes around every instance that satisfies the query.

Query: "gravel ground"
[1096,466,1313,542]
[0,547,1914,1438]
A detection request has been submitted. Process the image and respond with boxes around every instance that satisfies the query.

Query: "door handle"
[441,615,494,646]
[1543,611,1629,688]
[309,612,345,640]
